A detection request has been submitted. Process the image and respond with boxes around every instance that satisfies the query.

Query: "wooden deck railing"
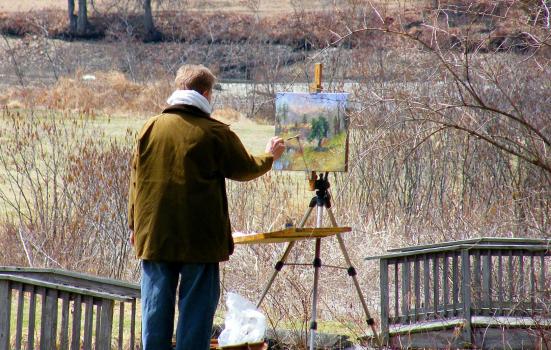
[0,267,140,350]
[367,237,551,348]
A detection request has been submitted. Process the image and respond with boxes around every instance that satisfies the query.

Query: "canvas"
[274,92,349,172]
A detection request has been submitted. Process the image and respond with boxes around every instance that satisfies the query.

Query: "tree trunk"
[68,0,77,34]
[76,0,88,36]
[143,0,155,36]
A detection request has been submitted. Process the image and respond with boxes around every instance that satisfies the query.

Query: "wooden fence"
[368,237,551,349]
[0,267,140,350]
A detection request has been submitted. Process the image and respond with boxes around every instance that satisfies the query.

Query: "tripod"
[256,172,381,350]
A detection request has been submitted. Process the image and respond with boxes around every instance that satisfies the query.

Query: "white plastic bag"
[218,292,266,346]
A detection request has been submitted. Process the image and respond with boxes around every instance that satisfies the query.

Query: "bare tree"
[324,2,551,177]
[68,0,77,34]
[77,0,89,36]
[143,0,155,37]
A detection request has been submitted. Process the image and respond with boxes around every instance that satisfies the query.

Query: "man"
[128,64,285,350]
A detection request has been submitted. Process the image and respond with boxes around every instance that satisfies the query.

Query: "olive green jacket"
[128,104,273,262]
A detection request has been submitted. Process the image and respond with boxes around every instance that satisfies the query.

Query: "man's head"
[174,64,216,102]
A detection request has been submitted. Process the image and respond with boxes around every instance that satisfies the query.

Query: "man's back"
[129,64,285,350]
[129,105,273,263]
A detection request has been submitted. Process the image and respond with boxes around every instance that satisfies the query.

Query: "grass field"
[0,108,275,215]
[99,112,275,154]
[0,0,423,14]
[0,0,337,14]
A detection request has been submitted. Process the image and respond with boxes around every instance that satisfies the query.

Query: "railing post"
[15,283,24,350]
[40,288,58,350]
[0,280,11,350]
[98,299,114,350]
[130,298,137,350]
[380,258,389,346]
[71,294,82,350]
[83,296,94,349]
[433,254,440,317]
[461,249,472,346]
[452,252,459,317]
[27,286,36,350]
[401,257,410,324]
[482,249,492,315]
[413,257,420,322]
[60,292,70,350]
[118,302,125,350]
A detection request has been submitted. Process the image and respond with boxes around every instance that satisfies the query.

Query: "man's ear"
[202,89,212,102]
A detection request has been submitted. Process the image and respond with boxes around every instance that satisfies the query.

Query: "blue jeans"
[141,260,220,350]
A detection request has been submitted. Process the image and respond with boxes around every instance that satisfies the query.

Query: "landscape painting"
[274,92,349,172]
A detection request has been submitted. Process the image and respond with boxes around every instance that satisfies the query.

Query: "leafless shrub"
[0,108,138,280]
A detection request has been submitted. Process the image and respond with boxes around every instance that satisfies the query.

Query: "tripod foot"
[347,267,357,276]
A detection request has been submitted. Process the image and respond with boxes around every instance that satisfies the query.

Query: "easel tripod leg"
[256,206,315,309]
[309,237,322,350]
[326,208,382,349]
[308,205,324,350]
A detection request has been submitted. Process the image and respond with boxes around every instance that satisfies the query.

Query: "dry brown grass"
[0,0,422,15]
[1,70,172,115]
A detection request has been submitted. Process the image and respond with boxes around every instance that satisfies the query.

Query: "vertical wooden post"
[83,296,94,349]
[380,259,389,346]
[60,292,70,350]
[482,250,492,315]
[519,253,525,305]
[508,250,514,307]
[452,252,459,316]
[433,255,440,317]
[130,299,137,350]
[423,255,430,320]
[413,257,420,321]
[540,253,546,311]
[473,250,481,311]
[98,299,114,350]
[461,249,472,346]
[40,288,58,350]
[401,257,410,323]
[15,283,24,350]
[530,254,536,306]
[27,286,36,350]
[394,262,399,320]
[310,63,323,93]
[443,253,449,317]
[118,302,125,350]
[0,280,11,350]
[95,304,101,348]
[71,294,82,350]
[498,251,504,316]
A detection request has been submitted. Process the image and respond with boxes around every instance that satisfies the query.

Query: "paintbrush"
[286,134,300,141]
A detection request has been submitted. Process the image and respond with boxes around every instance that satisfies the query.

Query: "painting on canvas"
[274,92,349,172]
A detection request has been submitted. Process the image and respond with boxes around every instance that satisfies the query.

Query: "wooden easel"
[235,64,382,349]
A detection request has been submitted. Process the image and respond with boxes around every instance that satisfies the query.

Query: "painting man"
[128,64,285,350]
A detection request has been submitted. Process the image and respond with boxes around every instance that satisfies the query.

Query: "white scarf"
[166,89,212,115]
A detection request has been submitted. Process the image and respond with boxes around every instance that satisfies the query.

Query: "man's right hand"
[265,137,285,161]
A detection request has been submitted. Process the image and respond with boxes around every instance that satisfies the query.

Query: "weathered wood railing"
[368,238,551,349]
[0,267,140,350]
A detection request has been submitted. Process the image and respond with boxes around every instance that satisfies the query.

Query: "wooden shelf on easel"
[233,227,351,244]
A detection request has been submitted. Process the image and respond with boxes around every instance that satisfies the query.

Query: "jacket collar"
[163,104,210,118]
[162,104,229,126]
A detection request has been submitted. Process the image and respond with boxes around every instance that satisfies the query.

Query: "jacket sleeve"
[127,146,137,230]
[219,128,274,181]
